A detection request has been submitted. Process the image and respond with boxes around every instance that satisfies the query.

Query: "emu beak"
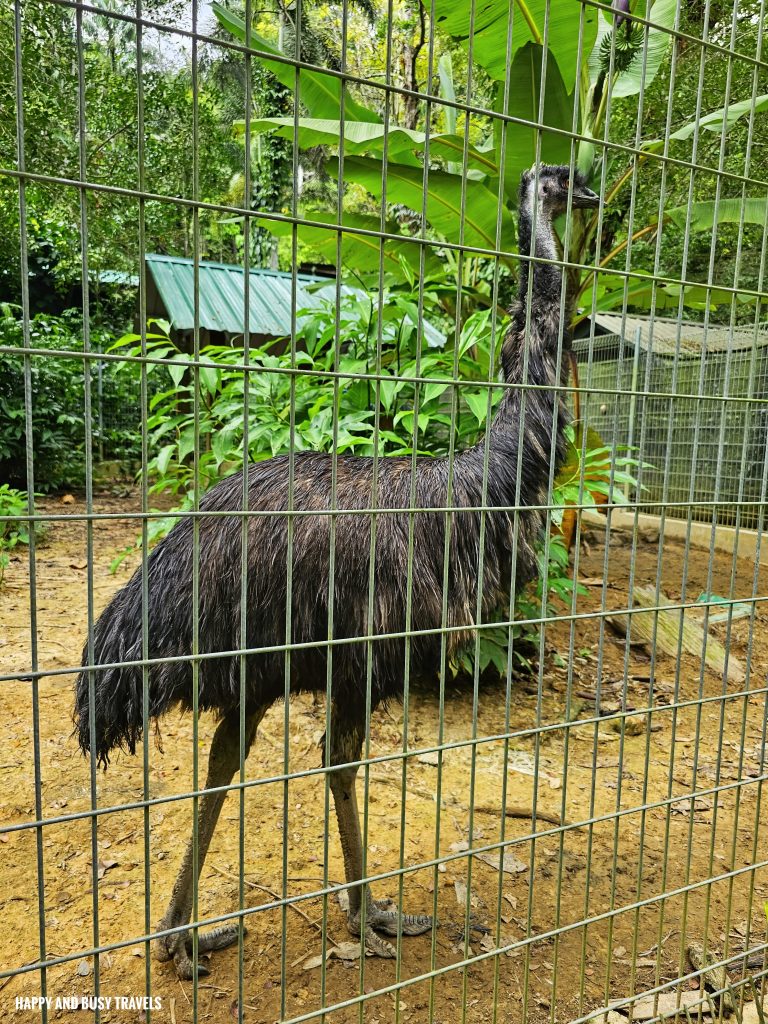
[571,185,601,209]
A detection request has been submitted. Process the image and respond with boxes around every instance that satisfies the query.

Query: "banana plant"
[213,0,767,316]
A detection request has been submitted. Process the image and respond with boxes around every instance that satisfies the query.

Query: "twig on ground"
[208,864,341,947]
[369,770,570,826]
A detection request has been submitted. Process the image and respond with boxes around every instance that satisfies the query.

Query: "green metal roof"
[146,254,329,337]
[145,254,445,347]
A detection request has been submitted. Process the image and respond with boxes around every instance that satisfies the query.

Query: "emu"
[74,165,599,979]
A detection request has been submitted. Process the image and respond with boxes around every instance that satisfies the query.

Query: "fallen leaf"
[449,840,469,854]
[416,751,439,767]
[671,797,713,815]
[303,942,363,971]
[76,959,91,976]
[476,851,528,875]
[97,858,119,879]
[332,941,363,961]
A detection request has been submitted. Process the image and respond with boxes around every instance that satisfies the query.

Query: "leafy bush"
[111,295,502,504]
[0,307,145,490]
[0,485,37,585]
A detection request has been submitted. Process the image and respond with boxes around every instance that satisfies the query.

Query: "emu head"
[518,164,600,219]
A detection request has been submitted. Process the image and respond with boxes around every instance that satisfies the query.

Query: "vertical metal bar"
[603,3,685,1015]
[75,7,101,1018]
[518,40,554,1024]
[575,4,657,1013]
[13,3,47,1016]
[730,16,768,986]
[548,8,589,1017]
[134,0,153,1011]
[359,0,399,1015]
[673,4,739,1001]
[280,3,302,1013]
[647,2,713,1005]
[319,0,349,1017]
[189,0,202,1008]
[483,4,518,1020]
[696,7,753,1008]
[238,1,254,1019]
[450,6,481,1015]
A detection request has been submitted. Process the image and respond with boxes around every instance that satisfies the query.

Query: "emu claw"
[155,923,244,980]
[348,899,434,958]
[362,926,397,958]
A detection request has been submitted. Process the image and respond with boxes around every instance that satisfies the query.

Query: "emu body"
[74,165,599,977]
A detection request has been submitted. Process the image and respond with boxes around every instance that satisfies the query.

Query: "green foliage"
[494,42,573,203]
[0,1,241,312]
[212,4,381,123]
[0,485,37,586]
[0,308,145,490]
[216,0,768,319]
[429,0,599,92]
[112,300,501,504]
[553,422,646,524]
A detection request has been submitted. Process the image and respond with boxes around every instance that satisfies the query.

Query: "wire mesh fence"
[1,1,768,1024]
[572,318,768,530]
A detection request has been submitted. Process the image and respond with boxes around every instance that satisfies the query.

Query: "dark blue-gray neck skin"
[499,167,572,409]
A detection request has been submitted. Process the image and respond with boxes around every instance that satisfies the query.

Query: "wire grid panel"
[2,1,768,1024]
[573,322,768,529]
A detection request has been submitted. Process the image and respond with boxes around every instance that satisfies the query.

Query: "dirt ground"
[1,490,767,1024]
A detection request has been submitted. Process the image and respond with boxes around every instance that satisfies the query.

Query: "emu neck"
[516,204,562,309]
[498,200,568,393]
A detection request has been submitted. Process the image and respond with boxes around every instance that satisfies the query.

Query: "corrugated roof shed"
[146,254,329,336]
[592,313,768,355]
[145,254,446,346]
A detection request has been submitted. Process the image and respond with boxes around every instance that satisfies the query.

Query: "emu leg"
[328,712,433,958]
[155,709,264,979]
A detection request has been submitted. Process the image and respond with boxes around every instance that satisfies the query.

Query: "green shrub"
[0,485,37,585]
[111,297,502,503]
[0,306,145,490]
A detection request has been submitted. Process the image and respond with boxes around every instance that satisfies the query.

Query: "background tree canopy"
[1,0,765,324]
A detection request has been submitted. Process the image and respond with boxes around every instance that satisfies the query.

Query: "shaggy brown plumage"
[74,164,599,977]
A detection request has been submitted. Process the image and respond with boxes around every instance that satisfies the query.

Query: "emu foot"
[154,921,244,980]
[348,899,434,959]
